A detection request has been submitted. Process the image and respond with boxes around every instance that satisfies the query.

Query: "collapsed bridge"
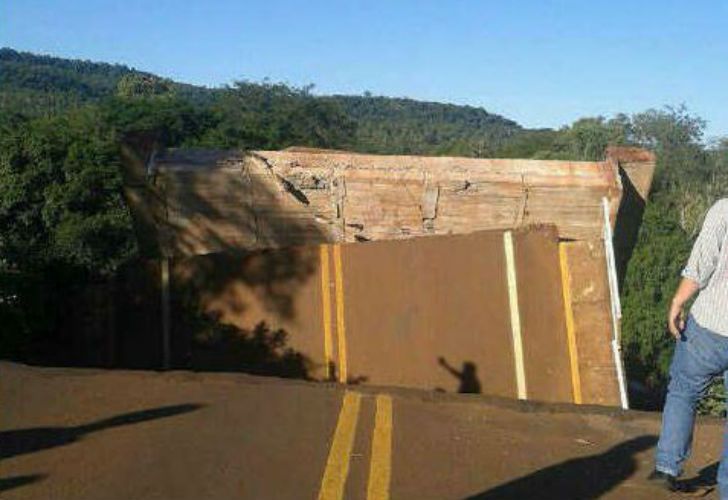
[109,144,655,408]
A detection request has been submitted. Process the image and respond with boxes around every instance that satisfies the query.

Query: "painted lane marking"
[559,243,583,404]
[367,395,393,500]
[503,231,527,400]
[318,391,362,500]
[333,244,348,383]
[320,244,334,380]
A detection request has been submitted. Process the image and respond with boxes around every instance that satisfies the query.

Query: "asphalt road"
[1,362,723,499]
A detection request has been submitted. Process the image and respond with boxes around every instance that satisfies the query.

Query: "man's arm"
[668,277,700,338]
[669,200,728,337]
[437,356,461,377]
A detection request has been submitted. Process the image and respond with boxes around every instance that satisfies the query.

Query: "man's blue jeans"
[655,316,728,496]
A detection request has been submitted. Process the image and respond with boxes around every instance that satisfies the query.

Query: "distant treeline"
[1,47,727,412]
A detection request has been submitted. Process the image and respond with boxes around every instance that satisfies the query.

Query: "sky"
[3,0,727,138]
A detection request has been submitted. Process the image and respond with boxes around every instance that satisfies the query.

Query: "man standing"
[649,198,728,495]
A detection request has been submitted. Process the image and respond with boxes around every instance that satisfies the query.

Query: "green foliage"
[197,82,356,150]
[0,48,219,117]
[620,109,728,412]
[0,107,138,360]
[328,94,521,156]
[517,116,632,161]
[620,194,692,389]
[697,379,727,417]
[0,109,136,274]
[632,106,709,190]
[116,74,174,98]
[494,129,560,159]
[100,96,217,147]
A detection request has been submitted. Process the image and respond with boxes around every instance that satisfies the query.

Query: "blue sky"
[3,0,727,138]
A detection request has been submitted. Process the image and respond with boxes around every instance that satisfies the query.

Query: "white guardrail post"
[602,197,629,410]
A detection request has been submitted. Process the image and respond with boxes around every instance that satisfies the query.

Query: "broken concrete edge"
[607,145,657,208]
[1,361,717,426]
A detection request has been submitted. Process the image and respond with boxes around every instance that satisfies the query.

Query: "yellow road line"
[503,231,527,400]
[367,395,393,500]
[559,243,583,404]
[318,391,362,500]
[320,244,334,380]
[333,244,348,383]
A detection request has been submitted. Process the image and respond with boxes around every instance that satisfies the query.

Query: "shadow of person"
[0,403,203,461]
[438,357,482,394]
[465,435,658,500]
[681,460,719,492]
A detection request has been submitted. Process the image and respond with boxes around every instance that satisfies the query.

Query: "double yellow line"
[318,392,394,500]
[320,244,349,383]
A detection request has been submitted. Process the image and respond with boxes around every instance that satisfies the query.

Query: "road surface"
[1,362,722,499]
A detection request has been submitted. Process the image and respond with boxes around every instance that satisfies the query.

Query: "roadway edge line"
[504,231,527,400]
[559,243,583,404]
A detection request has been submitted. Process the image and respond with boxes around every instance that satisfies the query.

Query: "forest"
[2,47,727,411]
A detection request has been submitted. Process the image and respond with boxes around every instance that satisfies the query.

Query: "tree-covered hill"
[0,48,217,114]
[0,47,521,155]
[326,94,521,155]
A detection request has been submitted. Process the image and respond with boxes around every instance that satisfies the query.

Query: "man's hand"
[667,278,700,339]
[668,301,685,339]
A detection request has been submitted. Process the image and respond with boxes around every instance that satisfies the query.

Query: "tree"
[619,107,728,411]
[116,74,174,98]
[197,81,356,150]
[0,107,137,359]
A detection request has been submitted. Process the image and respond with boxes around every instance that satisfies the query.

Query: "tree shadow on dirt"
[465,435,657,500]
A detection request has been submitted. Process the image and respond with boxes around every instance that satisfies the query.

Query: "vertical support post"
[602,197,629,410]
[161,257,171,370]
[503,231,527,400]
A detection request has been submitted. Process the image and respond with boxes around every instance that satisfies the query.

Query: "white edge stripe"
[504,231,527,400]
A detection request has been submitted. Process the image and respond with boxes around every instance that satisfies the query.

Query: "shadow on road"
[0,403,203,461]
[682,461,719,492]
[438,357,482,394]
[0,475,46,494]
[465,434,658,500]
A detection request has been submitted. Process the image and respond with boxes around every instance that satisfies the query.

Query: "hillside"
[327,94,521,155]
[0,47,522,155]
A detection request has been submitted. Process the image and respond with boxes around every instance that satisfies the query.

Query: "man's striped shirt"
[684,198,728,336]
